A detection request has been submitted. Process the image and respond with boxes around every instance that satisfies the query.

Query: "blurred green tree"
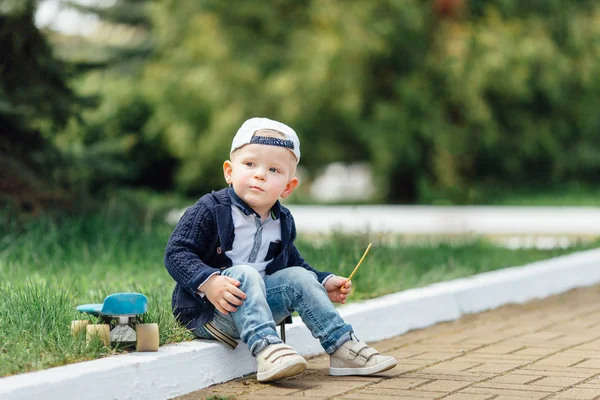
[53,0,178,193]
[404,0,600,203]
[20,0,600,205]
[0,0,82,212]
[129,0,599,201]
[143,0,395,195]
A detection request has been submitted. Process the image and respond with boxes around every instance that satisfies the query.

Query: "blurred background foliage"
[2,0,600,212]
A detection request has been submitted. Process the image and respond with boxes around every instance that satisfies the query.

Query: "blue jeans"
[194,265,353,356]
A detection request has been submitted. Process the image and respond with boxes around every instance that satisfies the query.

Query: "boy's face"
[223,143,298,218]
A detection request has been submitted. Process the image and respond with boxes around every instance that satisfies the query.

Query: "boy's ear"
[280,176,299,199]
[223,160,233,184]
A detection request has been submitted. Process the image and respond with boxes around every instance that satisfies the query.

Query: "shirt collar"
[227,186,280,220]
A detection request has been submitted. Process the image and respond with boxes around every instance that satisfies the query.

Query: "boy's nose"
[254,168,266,180]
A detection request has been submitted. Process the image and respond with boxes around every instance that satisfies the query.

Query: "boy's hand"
[199,274,247,314]
[324,276,352,304]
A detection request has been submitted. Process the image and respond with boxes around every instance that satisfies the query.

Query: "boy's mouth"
[249,185,264,192]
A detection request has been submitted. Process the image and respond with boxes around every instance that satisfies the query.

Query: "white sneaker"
[329,334,397,376]
[256,343,307,382]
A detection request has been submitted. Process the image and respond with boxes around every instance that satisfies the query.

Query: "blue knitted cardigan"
[164,187,332,329]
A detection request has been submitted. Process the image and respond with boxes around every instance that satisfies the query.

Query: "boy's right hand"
[199,274,246,314]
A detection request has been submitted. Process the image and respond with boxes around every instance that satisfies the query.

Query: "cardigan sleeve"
[286,212,333,283]
[164,199,221,295]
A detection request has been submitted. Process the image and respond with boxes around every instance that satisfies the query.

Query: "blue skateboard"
[72,292,159,352]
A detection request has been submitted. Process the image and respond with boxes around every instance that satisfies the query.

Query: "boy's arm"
[164,200,221,296]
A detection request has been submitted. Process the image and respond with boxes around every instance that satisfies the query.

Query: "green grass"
[455,183,600,206]
[0,191,598,377]
[298,234,599,300]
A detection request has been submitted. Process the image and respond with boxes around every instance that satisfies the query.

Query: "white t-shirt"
[225,205,282,278]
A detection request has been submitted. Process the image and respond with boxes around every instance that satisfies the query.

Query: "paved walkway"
[178,284,600,400]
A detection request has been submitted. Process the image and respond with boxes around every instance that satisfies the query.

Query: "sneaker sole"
[329,358,397,376]
[257,357,307,382]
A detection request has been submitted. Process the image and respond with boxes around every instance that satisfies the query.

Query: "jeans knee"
[225,264,261,280]
[285,267,321,291]
[225,265,264,290]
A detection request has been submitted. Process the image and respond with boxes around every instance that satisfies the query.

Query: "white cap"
[230,117,300,163]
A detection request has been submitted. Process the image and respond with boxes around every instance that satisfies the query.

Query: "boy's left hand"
[324,276,352,304]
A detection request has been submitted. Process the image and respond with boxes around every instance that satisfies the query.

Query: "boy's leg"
[265,267,397,376]
[195,264,306,382]
[264,267,353,354]
[220,265,281,355]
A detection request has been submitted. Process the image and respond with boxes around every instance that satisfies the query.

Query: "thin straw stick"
[347,242,372,282]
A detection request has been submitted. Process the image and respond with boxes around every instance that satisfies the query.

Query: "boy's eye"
[244,162,254,167]
[269,167,279,173]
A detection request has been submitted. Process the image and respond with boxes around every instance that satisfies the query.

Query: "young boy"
[164,117,397,382]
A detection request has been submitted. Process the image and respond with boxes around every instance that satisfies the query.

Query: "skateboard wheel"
[71,320,89,337]
[136,323,159,352]
[86,324,110,347]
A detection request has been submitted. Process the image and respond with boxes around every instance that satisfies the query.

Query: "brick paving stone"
[575,340,600,351]
[466,362,524,374]
[513,347,562,356]
[472,382,555,393]
[417,379,471,392]
[584,376,600,385]
[407,344,481,353]
[552,387,600,399]
[421,335,472,344]
[444,394,494,400]
[340,394,430,400]
[277,384,354,398]
[460,387,549,398]
[407,351,462,360]
[552,324,600,334]
[343,387,445,398]
[422,360,485,373]
[493,397,543,400]
[299,372,369,381]
[528,376,587,388]
[461,354,537,363]
[489,374,544,384]
[368,377,432,389]
[301,376,378,386]
[249,386,306,396]
[236,396,314,400]
[395,348,431,358]
[405,371,489,382]
[553,338,600,349]
[472,343,532,354]
[446,337,507,346]
[518,332,570,343]
[393,358,435,366]
[562,350,600,359]
[517,366,598,378]
[406,355,462,365]
[572,359,600,369]
[533,356,588,367]
[578,383,600,390]
[176,284,600,400]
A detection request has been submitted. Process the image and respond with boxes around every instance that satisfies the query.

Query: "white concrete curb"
[2,248,600,400]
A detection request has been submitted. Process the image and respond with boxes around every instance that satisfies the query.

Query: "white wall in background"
[35,0,112,36]
[309,162,375,202]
